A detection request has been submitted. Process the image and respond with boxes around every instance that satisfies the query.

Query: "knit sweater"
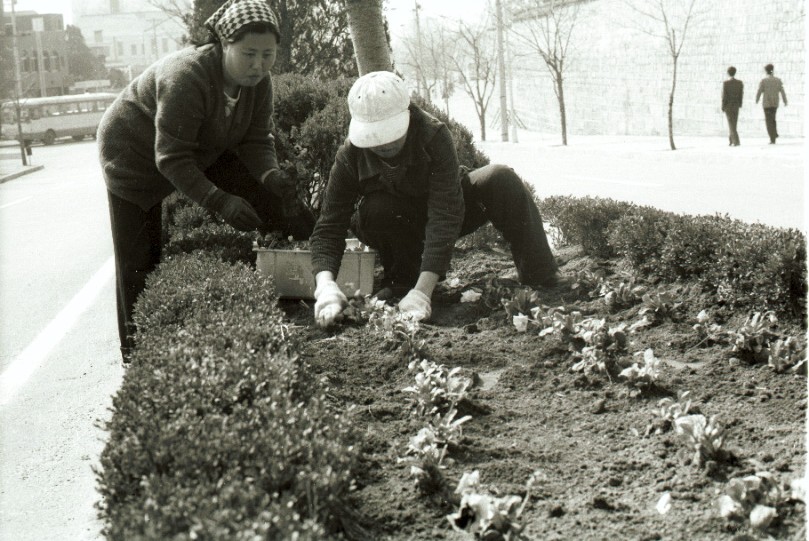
[98,43,278,211]
[311,105,464,278]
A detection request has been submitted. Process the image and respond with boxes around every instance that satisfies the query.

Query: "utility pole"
[504,0,518,143]
[32,17,47,97]
[495,0,509,141]
[10,0,29,165]
[413,1,428,99]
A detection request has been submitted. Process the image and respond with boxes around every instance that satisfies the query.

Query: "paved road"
[0,140,121,541]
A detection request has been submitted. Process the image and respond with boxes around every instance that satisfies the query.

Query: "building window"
[94,30,103,43]
[131,44,137,56]
[43,51,50,71]
[21,51,29,72]
[51,51,59,71]
[116,41,123,56]
[110,0,121,14]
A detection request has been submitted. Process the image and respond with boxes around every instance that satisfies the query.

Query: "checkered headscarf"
[205,0,281,43]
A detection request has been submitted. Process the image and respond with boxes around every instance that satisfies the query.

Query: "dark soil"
[280,245,807,541]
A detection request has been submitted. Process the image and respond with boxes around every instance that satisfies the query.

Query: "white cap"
[347,71,410,148]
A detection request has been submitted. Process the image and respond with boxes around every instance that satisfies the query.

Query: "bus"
[0,92,119,145]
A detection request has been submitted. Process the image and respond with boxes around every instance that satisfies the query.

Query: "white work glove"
[398,289,432,321]
[314,280,348,327]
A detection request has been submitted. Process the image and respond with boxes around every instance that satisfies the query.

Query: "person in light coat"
[755,63,788,144]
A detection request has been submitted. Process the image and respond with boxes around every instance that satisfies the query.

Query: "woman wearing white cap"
[98,0,314,363]
[311,71,562,327]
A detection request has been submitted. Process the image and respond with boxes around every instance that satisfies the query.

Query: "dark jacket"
[98,43,278,211]
[722,78,744,111]
[311,105,464,278]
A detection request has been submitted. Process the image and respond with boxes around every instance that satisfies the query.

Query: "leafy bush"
[97,253,358,539]
[539,196,807,322]
[607,207,671,274]
[538,196,635,258]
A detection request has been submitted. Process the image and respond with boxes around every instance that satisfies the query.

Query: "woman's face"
[222,32,278,88]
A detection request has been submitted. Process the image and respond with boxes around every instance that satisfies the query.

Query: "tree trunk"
[478,106,487,141]
[668,56,677,150]
[557,76,568,146]
[345,0,391,75]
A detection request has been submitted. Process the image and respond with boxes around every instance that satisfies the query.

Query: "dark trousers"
[725,107,740,145]
[350,164,557,288]
[764,107,778,143]
[107,152,288,358]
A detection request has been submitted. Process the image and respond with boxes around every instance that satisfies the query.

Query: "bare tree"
[345,0,392,74]
[624,0,701,150]
[511,0,582,146]
[451,20,498,141]
[398,17,460,113]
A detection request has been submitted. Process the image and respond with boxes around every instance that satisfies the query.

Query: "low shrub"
[97,253,358,539]
[538,196,635,258]
[539,196,807,322]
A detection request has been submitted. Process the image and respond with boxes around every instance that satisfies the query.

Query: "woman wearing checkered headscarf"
[97,0,314,364]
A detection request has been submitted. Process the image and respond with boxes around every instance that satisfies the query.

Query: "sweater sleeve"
[420,125,464,275]
[236,77,279,179]
[310,148,360,276]
[152,62,217,206]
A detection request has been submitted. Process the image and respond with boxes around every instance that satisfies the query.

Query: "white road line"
[0,256,115,407]
[568,175,663,188]
[0,197,32,209]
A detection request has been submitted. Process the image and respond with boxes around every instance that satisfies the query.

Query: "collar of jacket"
[355,105,443,181]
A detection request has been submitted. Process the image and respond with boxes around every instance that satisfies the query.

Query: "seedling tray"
[254,239,376,299]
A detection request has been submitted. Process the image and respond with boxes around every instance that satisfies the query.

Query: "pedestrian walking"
[755,64,788,144]
[98,0,314,363]
[310,71,565,327]
[721,66,743,146]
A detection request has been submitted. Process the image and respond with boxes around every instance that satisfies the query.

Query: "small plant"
[570,268,605,297]
[368,304,426,359]
[767,336,807,373]
[718,471,792,531]
[639,288,682,323]
[447,470,541,540]
[730,311,778,363]
[692,309,728,347]
[619,349,662,393]
[570,319,628,375]
[674,414,726,466]
[656,390,693,424]
[502,288,541,317]
[600,277,647,311]
[403,359,471,417]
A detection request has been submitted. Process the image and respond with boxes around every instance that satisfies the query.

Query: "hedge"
[538,196,807,321]
[96,253,358,539]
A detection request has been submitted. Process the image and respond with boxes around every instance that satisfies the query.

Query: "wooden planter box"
[254,239,376,299]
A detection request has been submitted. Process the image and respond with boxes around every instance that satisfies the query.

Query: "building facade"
[71,0,187,80]
[1,11,70,97]
[509,0,804,138]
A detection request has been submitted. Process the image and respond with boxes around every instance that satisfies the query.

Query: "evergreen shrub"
[97,253,358,540]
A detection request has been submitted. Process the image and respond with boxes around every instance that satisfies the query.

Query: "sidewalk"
[0,142,43,183]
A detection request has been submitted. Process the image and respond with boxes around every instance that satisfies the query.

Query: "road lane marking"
[0,256,115,407]
[0,197,32,209]
[568,175,663,188]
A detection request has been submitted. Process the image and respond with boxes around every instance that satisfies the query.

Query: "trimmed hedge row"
[96,253,358,540]
[538,196,807,321]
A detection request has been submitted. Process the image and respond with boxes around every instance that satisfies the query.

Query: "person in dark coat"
[98,0,313,362]
[755,64,788,144]
[721,66,743,146]
[310,71,563,327]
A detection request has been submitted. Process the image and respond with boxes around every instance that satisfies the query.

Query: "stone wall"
[510,0,805,138]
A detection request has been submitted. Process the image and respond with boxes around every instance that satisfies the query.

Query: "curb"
[0,165,44,184]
